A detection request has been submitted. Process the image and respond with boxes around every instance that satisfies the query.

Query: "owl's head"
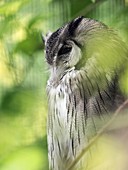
[43,16,127,79]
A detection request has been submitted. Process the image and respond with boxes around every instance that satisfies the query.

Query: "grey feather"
[44,17,128,170]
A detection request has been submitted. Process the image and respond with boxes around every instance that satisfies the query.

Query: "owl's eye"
[58,45,72,56]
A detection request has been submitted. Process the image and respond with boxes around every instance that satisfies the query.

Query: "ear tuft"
[68,16,84,36]
[41,31,52,46]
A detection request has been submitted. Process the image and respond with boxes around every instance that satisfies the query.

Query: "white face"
[44,16,127,82]
[45,38,82,80]
[44,17,106,69]
[52,40,82,69]
[44,17,85,73]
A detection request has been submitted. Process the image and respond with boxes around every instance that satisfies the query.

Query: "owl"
[43,16,128,170]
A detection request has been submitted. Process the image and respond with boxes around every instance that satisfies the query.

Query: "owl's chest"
[47,82,89,170]
[48,84,68,127]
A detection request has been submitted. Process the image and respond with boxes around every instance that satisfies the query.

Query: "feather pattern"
[44,17,128,170]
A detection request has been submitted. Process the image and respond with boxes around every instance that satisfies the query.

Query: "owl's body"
[44,17,127,170]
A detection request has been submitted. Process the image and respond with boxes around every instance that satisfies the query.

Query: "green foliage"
[0,0,29,16]
[0,142,48,170]
[0,0,49,169]
[0,0,127,169]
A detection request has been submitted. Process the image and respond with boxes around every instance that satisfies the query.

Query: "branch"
[67,99,128,170]
[73,0,107,19]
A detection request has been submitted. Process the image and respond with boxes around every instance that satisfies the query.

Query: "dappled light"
[0,0,128,170]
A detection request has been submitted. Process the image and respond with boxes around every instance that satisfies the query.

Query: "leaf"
[119,65,128,95]
[91,0,96,3]
[85,135,127,170]
[0,0,30,16]
[15,31,42,55]
[0,145,48,170]
[0,87,44,116]
[28,15,45,29]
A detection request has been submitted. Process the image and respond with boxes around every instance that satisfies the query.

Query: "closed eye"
[58,45,72,56]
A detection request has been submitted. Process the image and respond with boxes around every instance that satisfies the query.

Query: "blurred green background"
[0,0,128,170]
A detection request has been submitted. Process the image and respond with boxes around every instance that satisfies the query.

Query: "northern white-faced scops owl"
[43,16,128,170]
